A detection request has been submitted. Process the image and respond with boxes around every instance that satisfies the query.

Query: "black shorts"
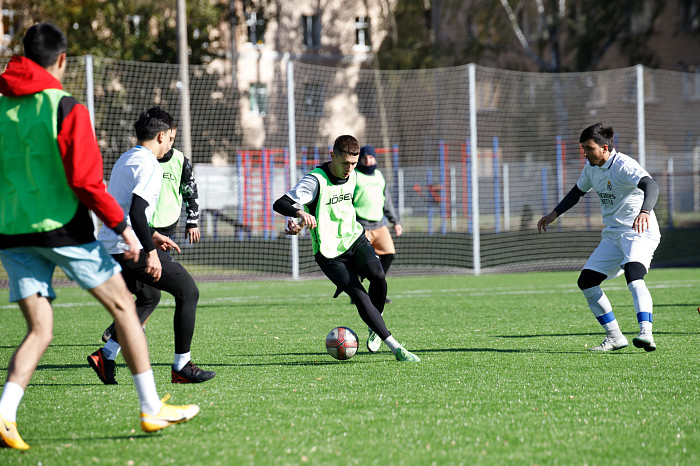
[315,234,382,287]
[112,248,195,296]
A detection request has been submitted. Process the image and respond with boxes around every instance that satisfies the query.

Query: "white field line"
[2,279,698,310]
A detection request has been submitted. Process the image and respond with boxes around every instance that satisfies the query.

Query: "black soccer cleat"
[88,349,117,385]
[171,361,216,383]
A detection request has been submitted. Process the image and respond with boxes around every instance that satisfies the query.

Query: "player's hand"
[294,210,317,229]
[120,227,141,263]
[186,227,201,244]
[394,224,403,237]
[285,219,303,235]
[537,211,558,233]
[633,211,650,233]
[153,231,181,253]
[145,249,162,282]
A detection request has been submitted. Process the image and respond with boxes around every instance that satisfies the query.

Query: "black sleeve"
[637,176,659,213]
[129,194,156,253]
[180,157,200,229]
[273,195,300,217]
[553,185,587,216]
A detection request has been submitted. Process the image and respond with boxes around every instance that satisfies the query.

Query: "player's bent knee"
[577,269,606,290]
[623,262,647,284]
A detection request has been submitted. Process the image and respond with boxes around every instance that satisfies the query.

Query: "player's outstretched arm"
[537,211,558,233]
[538,184,587,233]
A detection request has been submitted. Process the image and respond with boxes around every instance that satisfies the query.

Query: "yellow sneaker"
[140,395,200,433]
[0,413,29,450]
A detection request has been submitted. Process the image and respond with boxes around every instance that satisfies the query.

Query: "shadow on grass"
[496,330,700,338]
[35,433,153,444]
[652,303,700,308]
[0,343,101,350]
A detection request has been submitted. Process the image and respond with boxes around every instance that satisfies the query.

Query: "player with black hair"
[100,125,201,343]
[273,135,420,362]
[538,123,661,352]
[0,24,198,450]
[91,106,215,384]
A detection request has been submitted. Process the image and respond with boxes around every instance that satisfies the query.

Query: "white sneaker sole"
[633,337,656,352]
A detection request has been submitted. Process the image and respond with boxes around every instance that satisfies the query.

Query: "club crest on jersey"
[607,180,612,191]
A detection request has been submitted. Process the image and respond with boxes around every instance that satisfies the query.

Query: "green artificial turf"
[1,269,699,464]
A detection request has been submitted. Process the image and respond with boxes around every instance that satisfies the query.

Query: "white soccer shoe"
[590,335,628,352]
[367,328,382,353]
[632,331,656,352]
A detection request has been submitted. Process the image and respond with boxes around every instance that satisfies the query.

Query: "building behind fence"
[1,56,699,280]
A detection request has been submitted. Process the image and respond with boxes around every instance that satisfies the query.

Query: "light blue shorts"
[0,242,121,302]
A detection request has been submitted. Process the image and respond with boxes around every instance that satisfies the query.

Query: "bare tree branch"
[499,0,552,71]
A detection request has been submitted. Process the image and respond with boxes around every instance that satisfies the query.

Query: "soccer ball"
[325,326,358,360]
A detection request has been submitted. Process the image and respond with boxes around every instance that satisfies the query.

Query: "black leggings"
[315,235,391,340]
[113,250,199,354]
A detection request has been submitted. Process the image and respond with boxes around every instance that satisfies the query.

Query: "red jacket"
[0,56,126,247]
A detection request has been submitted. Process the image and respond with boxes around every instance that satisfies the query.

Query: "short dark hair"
[23,23,67,68]
[580,123,615,150]
[134,106,174,141]
[332,135,360,157]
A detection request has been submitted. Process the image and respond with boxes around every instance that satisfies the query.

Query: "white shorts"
[583,232,659,279]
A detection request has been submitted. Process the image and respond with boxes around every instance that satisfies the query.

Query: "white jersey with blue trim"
[576,150,660,241]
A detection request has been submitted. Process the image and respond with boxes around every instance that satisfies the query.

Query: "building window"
[624,69,659,104]
[1,9,18,45]
[630,0,654,34]
[302,83,324,117]
[518,4,545,41]
[682,0,700,31]
[683,68,700,101]
[302,15,321,49]
[127,15,142,38]
[246,11,266,45]
[249,83,268,116]
[476,81,499,112]
[354,17,371,51]
[584,75,608,108]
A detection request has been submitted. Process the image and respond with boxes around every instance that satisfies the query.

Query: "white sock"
[173,352,191,371]
[628,280,653,332]
[383,335,400,354]
[133,370,162,416]
[582,286,623,337]
[0,382,24,423]
[102,339,122,361]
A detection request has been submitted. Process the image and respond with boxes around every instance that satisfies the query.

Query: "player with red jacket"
[0,23,198,450]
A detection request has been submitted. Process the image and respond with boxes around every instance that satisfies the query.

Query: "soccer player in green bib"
[273,135,420,362]
[149,125,200,244]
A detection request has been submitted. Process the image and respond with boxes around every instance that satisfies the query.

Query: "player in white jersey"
[537,123,660,352]
[92,107,215,385]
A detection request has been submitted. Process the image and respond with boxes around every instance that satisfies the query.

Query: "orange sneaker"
[140,395,200,433]
[0,413,29,450]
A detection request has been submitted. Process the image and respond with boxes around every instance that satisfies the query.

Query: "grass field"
[1,269,699,465]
